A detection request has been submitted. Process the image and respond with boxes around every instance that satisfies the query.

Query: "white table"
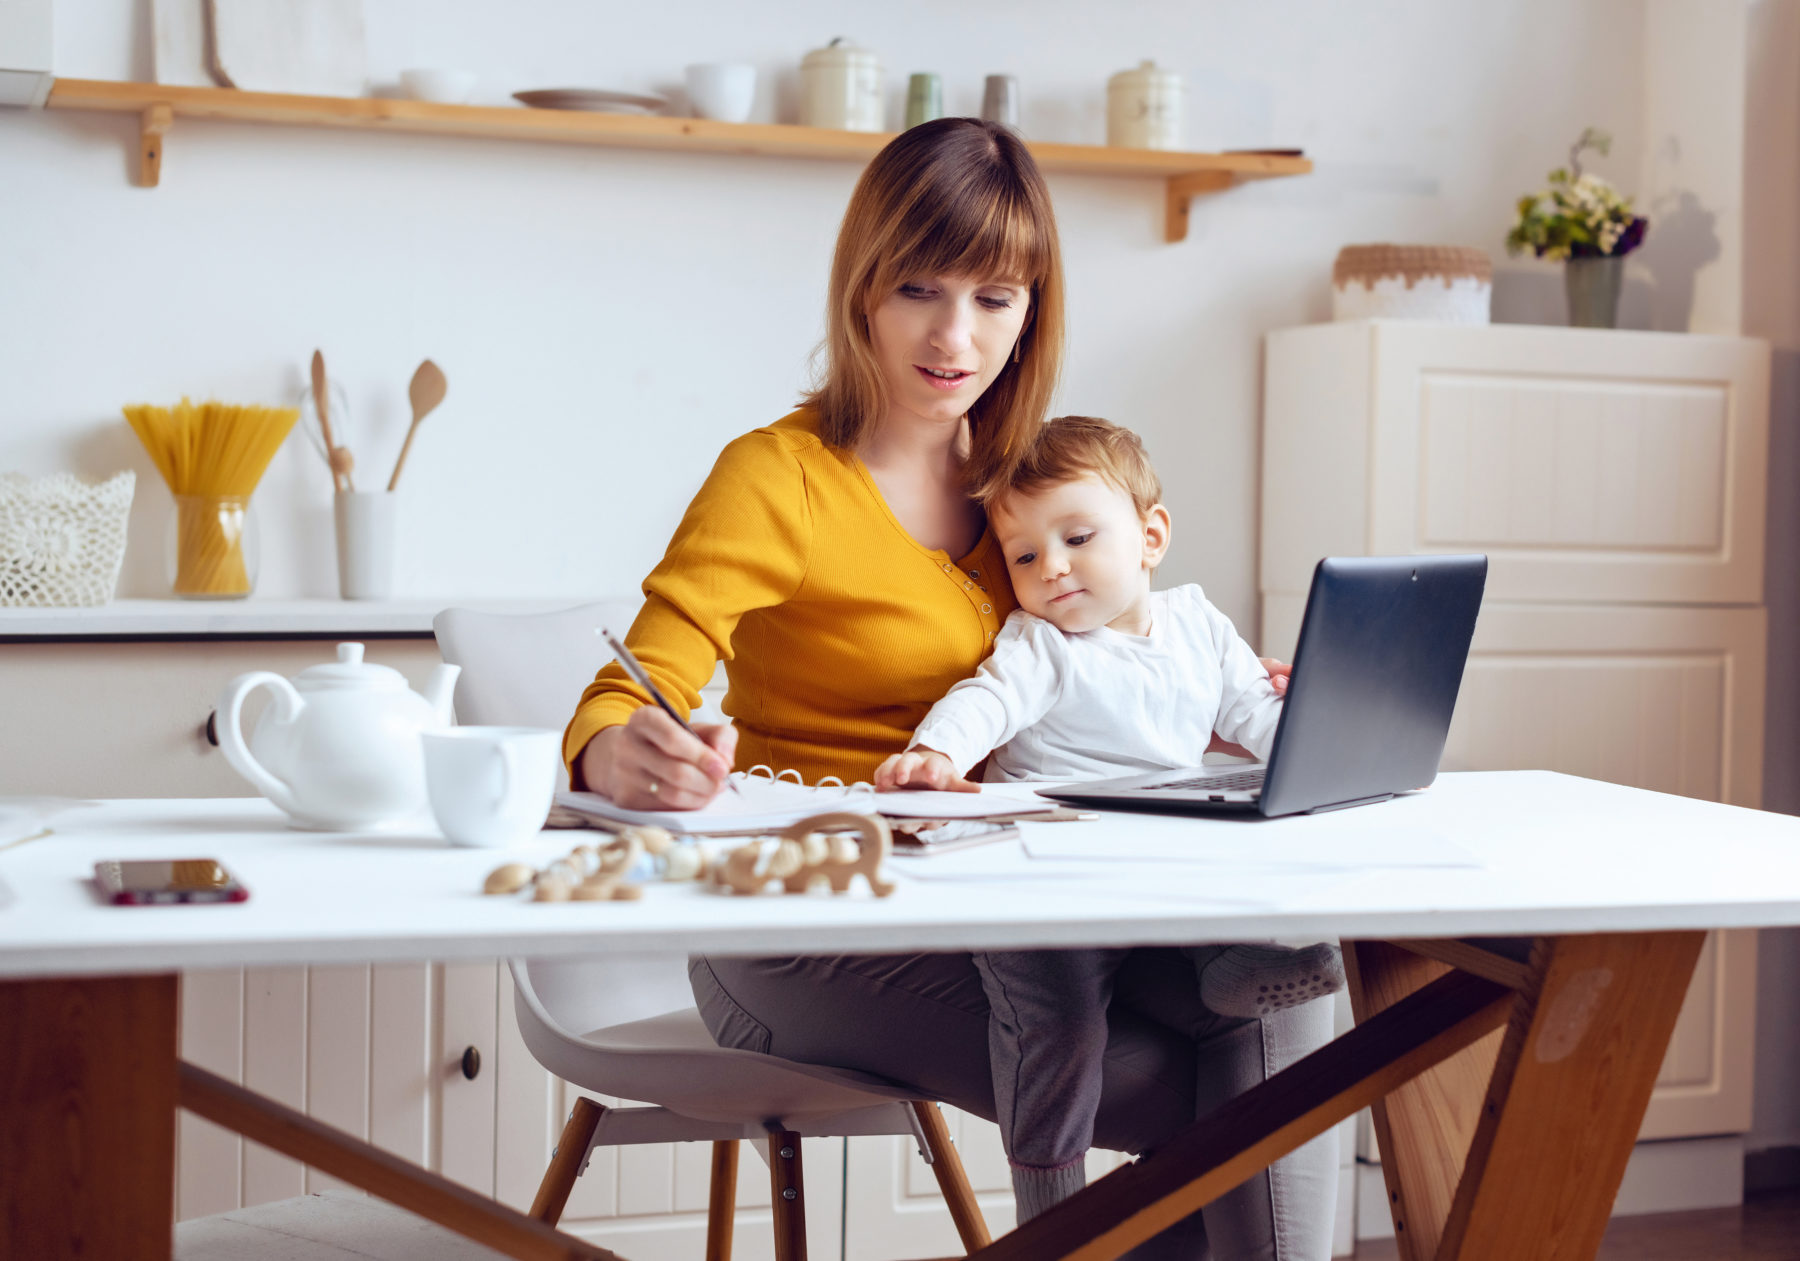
[5,771,1800,1261]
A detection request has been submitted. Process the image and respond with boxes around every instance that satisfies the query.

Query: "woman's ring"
[648,778,661,796]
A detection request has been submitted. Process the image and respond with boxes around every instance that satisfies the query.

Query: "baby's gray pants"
[691,947,1336,1261]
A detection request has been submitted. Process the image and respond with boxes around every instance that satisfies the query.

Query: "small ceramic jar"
[800,38,884,131]
[1106,60,1184,150]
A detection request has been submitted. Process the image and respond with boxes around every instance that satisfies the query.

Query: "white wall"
[1743,0,1800,1162]
[4,0,1654,631]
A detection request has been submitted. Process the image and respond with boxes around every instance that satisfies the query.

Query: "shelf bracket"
[139,104,172,187]
[1164,171,1236,243]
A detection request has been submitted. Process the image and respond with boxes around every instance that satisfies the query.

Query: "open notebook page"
[556,779,1056,834]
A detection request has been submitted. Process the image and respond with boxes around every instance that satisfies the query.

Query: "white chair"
[432,603,990,1261]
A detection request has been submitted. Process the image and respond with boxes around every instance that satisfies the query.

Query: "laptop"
[1036,554,1487,818]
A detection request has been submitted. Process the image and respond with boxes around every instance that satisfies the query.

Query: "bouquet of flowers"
[1506,128,1648,261]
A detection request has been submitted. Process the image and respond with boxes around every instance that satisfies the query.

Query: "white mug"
[422,727,559,848]
[685,62,756,123]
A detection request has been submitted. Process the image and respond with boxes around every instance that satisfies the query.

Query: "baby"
[875,415,1343,1221]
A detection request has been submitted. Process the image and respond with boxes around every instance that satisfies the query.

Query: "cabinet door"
[1370,324,1768,605]
[176,962,435,1219]
[1261,597,1762,1139]
[1262,322,1770,606]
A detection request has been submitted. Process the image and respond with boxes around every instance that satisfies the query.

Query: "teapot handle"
[216,671,305,816]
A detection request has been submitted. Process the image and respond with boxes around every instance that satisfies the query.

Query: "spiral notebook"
[554,766,1058,836]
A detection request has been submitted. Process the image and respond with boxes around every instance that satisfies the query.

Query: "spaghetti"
[123,398,298,597]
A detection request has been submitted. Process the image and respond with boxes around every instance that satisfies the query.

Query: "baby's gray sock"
[1011,1159,1087,1222]
[1199,942,1344,1019]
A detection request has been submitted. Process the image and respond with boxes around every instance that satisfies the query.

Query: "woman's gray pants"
[692,947,1337,1261]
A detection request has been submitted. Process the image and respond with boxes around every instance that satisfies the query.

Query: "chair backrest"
[433,600,642,739]
[433,600,699,1027]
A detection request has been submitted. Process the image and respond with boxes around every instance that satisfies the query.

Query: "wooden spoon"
[388,360,447,491]
[310,349,347,493]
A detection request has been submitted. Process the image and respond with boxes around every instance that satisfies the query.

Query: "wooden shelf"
[45,78,1310,242]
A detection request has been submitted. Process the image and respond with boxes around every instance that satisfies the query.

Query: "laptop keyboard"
[1148,770,1267,793]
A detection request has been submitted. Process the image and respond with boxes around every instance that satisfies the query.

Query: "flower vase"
[1565,256,1624,329]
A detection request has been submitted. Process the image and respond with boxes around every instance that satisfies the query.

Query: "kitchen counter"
[0,597,587,640]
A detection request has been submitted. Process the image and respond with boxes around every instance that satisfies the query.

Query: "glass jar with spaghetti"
[164,494,262,598]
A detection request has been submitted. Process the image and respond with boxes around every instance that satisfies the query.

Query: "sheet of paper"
[874,789,1057,819]
[1020,822,1482,870]
[555,781,877,834]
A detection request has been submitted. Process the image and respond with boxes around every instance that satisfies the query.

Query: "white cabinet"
[1261,320,1769,1233]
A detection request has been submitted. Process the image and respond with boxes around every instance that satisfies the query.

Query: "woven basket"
[1332,244,1493,324]
[0,471,136,607]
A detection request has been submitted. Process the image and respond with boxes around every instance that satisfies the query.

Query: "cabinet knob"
[461,1046,481,1080]
[203,711,219,747]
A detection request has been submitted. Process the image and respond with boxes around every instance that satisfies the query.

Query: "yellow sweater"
[565,410,1016,785]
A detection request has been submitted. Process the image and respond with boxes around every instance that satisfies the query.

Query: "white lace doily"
[0,471,136,607]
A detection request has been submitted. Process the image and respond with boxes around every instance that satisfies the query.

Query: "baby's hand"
[875,747,979,792]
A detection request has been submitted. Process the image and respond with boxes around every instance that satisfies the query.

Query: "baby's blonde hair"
[990,415,1162,514]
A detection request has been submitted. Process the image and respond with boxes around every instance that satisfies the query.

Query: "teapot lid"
[295,643,409,692]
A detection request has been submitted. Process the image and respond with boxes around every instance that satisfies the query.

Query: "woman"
[566,118,1335,1260]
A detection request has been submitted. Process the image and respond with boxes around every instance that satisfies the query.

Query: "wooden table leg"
[1350,932,1705,1261]
[1438,931,1705,1261]
[1344,941,1509,1261]
[0,973,178,1261]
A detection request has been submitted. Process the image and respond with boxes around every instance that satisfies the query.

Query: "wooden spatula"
[388,359,446,491]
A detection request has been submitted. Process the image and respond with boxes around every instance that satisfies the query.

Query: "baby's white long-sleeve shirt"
[909,584,1283,782]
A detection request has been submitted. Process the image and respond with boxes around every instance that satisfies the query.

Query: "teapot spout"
[424,662,462,727]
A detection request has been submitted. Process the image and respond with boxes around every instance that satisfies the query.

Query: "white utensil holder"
[333,490,396,600]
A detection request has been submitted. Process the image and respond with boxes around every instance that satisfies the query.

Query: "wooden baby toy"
[710,812,896,898]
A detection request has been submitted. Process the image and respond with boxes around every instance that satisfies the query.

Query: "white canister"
[800,37,884,131]
[1107,60,1185,150]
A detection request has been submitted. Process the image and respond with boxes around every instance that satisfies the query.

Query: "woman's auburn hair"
[801,117,1065,500]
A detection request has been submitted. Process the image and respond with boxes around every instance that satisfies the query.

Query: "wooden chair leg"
[767,1127,807,1261]
[910,1101,992,1253]
[530,1096,605,1225]
[706,1139,739,1261]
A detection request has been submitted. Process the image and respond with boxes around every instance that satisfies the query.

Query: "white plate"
[512,88,668,114]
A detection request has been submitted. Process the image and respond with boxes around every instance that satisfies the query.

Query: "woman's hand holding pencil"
[580,629,741,809]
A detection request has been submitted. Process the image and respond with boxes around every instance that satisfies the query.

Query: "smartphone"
[93,858,249,905]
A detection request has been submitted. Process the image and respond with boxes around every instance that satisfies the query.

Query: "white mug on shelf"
[422,726,560,848]
[333,490,396,601]
[685,63,756,123]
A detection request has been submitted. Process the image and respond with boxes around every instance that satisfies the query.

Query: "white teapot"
[216,643,461,830]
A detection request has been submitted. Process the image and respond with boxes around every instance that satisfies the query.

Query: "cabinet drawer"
[0,639,445,798]
[1263,321,1769,604]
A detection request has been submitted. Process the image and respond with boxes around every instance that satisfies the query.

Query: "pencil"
[597,628,742,796]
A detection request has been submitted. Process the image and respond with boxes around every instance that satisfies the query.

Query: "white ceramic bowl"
[684,62,756,123]
[401,68,479,105]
